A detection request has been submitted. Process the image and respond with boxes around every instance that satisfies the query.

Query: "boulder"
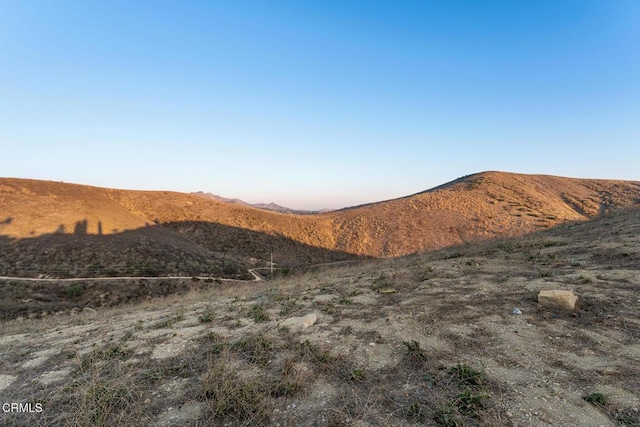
[281,313,317,329]
[538,290,577,310]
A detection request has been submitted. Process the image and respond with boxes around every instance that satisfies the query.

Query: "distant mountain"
[1,172,639,277]
[191,191,327,214]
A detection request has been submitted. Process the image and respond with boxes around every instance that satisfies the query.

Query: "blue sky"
[1,1,639,210]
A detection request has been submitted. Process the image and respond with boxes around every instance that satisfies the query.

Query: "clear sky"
[1,1,639,210]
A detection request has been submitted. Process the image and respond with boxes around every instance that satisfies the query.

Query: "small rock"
[144,398,151,404]
[538,290,577,310]
[0,375,17,392]
[368,342,376,347]
[512,307,522,315]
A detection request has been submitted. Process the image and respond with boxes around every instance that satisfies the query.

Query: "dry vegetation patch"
[1,209,640,426]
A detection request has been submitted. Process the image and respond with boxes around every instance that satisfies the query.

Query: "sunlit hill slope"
[1,172,639,277]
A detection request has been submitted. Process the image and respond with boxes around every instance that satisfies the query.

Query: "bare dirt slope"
[1,208,638,426]
[0,178,151,237]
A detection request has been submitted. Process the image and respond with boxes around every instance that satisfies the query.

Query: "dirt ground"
[1,210,639,426]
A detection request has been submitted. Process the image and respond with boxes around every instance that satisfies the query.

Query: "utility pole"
[270,252,273,277]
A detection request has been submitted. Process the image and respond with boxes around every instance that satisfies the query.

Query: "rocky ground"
[1,209,639,426]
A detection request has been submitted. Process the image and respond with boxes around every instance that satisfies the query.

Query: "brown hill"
[327,171,640,256]
[1,172,639,275]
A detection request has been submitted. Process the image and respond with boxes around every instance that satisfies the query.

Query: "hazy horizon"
[2,1,639,210]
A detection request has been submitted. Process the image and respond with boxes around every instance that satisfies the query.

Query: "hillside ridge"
[1,172,639,273]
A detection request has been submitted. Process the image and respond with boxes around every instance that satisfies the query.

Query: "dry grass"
[1,208,640,426]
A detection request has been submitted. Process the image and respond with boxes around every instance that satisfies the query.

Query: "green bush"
[66,283,83,299]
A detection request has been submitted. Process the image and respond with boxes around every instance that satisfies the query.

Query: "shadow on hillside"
[161,220,365,267]
[0,219,365,319]
[0,219,364,279]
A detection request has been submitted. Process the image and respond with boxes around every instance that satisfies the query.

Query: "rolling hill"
[1,172,639,277]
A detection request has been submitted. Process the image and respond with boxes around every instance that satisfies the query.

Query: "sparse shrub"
[430,363,492,425]
[443,251,463,259]
[349,288,363,296]
[206,332,227,356]
[201,350,269,425]
[271,267,292,278]
[403,340,428,363]
[419,266,434,281]
[278,299,297,317]
[296,340,340,373]
[496,241,517,253]
[455,388,489,416]
[199,307,214,323]
[79,345,129,373]
[66,283,83,299]
[69,346,150,426]
[614,411,639,426]
[151,313,185,329]
[536,268,553,278]
[133,320,144,331]
[316,300,339,316]
[271,356,303,397]
[434,405,463,426]
[583,392,607,407]
[568,258,586,267]
[221,262,238,276]
[233,334,273,366]
[449,362,486,387]
[248,304,269,323]
[140,266,160,276]
[340,325,353,335]
[407,400,426,422]
[349,368,365,383]
[272,380,299,397]
[578,274,593,284]
[371,272,389,290]
[277,326,289,334]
